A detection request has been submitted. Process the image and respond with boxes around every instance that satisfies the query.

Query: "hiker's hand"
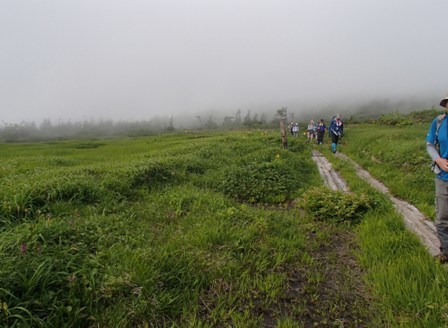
[436,157,448,172]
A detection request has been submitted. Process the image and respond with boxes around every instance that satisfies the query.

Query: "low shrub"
[220,156,313,204]
[300,187,372,223]
[0,178,103,221]
[131,161,178,188]
[72,142,105,149]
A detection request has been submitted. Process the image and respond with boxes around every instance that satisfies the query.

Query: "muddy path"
[311,150,440,256]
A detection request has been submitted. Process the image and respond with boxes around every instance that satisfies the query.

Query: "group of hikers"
[287,114,344,153]
[279,98,448,266]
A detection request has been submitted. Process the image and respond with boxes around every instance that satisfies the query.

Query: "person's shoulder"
[437,113,447,122]
[430,115,443,125]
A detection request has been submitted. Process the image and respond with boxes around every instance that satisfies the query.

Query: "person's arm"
[426,142,440,162]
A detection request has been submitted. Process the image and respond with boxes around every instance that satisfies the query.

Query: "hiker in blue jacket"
[316,119,327,145]
[329,114,343,153]
[427,96,448,263]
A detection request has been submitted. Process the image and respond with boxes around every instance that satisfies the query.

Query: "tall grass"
[3,127,446,326]
[340,124,435,218]
[1,130,334,327]
[322,145,448,327]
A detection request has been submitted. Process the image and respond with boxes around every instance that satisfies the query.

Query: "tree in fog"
[243,110,251,127]
[167,116,174,131]
[260,113,267,125]
[222,116,234,128]
[234,109,242,127]
[204,115,218,129]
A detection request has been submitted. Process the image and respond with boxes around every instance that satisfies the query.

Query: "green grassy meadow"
[1,126,448,327]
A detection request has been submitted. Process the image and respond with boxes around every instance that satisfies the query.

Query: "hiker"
[288,122,294,135]
[306,120,316,142]
[426,96,448,263]
[316,119,327,145]
[292,123,299,137]
[329,114,343,153]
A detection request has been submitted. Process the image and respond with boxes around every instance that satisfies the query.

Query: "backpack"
[331,121,343,136]
[431,113,446,174]
[435,113,446,146]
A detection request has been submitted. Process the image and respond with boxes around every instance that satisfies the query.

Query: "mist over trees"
[0,97,439,142]
[0,110,274,142]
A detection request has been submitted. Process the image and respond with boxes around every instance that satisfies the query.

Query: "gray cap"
[440,97,448,108]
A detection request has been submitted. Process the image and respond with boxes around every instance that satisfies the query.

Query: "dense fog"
[1,0,447,125]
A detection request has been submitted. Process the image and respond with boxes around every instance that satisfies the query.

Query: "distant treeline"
[0,110,276,142]
[0,108,441,142]
[374,109,442,126]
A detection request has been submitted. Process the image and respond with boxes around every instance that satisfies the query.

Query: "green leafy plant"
[300,187,372,223]
[220,157,313,203]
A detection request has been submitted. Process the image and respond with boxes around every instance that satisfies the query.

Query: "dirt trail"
[311,150,440,256]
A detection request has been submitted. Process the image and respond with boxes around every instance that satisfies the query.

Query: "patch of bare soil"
[268,226,377,327]
[197,222,377,327]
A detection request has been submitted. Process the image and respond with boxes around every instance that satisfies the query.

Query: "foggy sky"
[1,0,447,124]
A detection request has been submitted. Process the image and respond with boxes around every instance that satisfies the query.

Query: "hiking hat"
[440,97,448,108]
